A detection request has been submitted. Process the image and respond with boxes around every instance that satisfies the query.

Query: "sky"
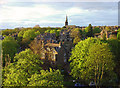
[0,0,118,29]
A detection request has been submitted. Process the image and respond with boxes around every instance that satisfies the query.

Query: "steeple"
[65,15,68,26]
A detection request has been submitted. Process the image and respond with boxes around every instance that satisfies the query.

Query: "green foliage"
[117,31,120,40]
[18,28,31,37]
[2,36,19,66]
[69,38,116,85]
[23,30,40,40]
[73,36,81,45]
[118,28,120,32]
[56,30,61,37]
[18,29,40,47]
[28,68,64,87]
[29,39,42,55]
[107,39,120,80]
[62,26,66,28]
[35,31,40,36]
[2,29,20,36]
[45,30,50,33]
[107,39,120,61]
[93,27,101,34]
[38,28,47,34]
[85,24,93,37]
[18,30,25,37]
[86,43,116,85]
[50,30,54,33]
[20,38,32,48]
[70,28,82,38]
[45,29,61,37]
[70,28,83,44]
[69,37,98,79]
[103,33,106,40]
[3,49,43,86]
[105,26,111,32]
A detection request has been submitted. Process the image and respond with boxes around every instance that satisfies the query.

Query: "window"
[64,59,67,62]
[64,53,66,56]
[41,53,45,58]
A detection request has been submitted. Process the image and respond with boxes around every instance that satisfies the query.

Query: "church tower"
[65,15,68,26]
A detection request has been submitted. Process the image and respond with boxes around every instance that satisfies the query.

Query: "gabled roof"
[45,43,60,47]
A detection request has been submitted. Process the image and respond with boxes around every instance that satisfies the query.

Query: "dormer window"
[64,59,67,62]
[64,53,66,56]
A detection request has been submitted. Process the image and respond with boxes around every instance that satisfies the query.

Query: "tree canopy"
[105,26,111,31]
[3,49,64,87]
[93,27,101,34]
[28,68,64,87]
[2,36,19,66]
[45,29,61,37]
[85,24,93,37]
[70,28,82,44]
[117,31,120,40]
[3,49,43,86]
[86,43,116,86]
[69,37,116,86]
[23,30,40,40]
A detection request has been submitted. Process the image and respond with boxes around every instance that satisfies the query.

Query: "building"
[65,15,68,26]
[65,15,80,29]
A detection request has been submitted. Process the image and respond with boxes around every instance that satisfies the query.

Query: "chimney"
[106,31,109,39]
[42,40,44,48]
[59,41,61,48]
[52,40,54,43]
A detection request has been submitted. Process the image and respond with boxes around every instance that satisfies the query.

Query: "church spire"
[65,15,68,26]
[66,15,68,21]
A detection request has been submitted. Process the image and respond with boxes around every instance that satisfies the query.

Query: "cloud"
[66,7,89,16]
[0,0,7,5]
[0,2,118,29]
[2,0,120,2]
[0,4,63,22]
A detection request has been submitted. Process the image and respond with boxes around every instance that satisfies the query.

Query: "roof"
[45,43,60,47]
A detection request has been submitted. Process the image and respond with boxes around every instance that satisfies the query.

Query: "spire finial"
[66,15,67,21]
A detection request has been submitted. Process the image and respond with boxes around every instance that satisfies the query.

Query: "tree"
[45,29,60,37]
[45,30,50,33]
[93,27,101,34]
[29,39,54,69]
[19,29,40,48]
[86,43,116,86]
[50,30,56,34]
[107,39,120,81]
[70,28,82,38]
[28,68,64,87]
[2,36,19,66]
[3,49,43,86]
[105,26,111,32]
[85,24,93,37]
[18,28,29,38]
[70,28,83,44]
[103,33,106,40]
[73,36,81,45]
[29,39,43,55]
[118,28,120,32]
[2,29,16,36]
[69,38,98,79]
[117,31,120,40]
[69,38,116,86]
[23,30,40,40]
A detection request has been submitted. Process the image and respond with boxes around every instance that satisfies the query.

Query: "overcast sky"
[0,1,118,29]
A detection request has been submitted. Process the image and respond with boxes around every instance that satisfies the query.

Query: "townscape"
[1,15,120,87]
